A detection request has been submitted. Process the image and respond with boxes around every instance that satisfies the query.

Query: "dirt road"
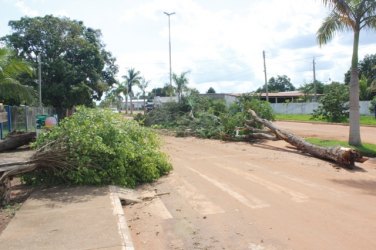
[274,121,376,144]
[125,135,376,250]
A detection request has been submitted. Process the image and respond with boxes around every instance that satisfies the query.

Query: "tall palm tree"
[107,83,126,110]
[317,0,376,146]
[0,47,34,105]
[137,77,149,114]
[122,68,141,114]
[172,71,189,102]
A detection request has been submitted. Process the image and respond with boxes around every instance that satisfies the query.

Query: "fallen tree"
[247,109,367,168]
[0,131,36,152]
[1,107,172,205]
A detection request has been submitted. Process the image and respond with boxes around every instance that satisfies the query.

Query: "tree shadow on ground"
[330,179,376,196]
[30,186,108,206]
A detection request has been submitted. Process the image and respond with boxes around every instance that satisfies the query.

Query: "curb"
[109,185,135,250]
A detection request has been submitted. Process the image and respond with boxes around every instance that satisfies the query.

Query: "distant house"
[259,91,319,103]
[122,99,147,110]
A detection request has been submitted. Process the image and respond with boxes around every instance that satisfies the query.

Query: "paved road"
[125,136,376,250]
[274,121,376,144]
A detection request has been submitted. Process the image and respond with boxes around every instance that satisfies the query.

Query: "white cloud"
[2,0,375,94]
[15,0,39,16]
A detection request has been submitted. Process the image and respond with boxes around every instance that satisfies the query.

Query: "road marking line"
[245,162,344,197]
[170,175,225,215]
[186,166,269,209]
[147,197,173,219]
[216,163,309,203]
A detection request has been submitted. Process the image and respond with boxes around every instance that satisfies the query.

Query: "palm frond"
[0,81,36,104]
[317,11,349,45]
[322,0,352,12]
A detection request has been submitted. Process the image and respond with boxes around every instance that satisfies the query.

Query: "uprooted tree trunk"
[0,131,36,152]
[247,109,367,168]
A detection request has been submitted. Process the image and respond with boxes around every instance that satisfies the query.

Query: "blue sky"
[1,0,376,95]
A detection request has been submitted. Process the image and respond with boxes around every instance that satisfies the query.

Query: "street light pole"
[164,11,175,94]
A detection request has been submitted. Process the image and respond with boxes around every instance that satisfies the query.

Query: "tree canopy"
[257,75,295,93]
[207,87,216,94]
[1,15,118,115]
[345,54,376,100]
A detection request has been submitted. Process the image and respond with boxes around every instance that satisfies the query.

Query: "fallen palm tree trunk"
[0,131,36,152]
[247,109,367,168]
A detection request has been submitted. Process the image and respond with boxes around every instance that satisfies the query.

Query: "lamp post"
[164,11,175,93]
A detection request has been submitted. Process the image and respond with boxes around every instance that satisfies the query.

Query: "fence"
[0,105,55,139]
[271,101,372,115]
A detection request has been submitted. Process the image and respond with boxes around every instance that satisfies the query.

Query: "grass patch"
[305,137,376,157]
[275,114,317,122]
[276,114,376,126]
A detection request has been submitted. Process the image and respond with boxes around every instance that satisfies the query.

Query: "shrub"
[144,102,189,128]
[23,107,172,187]
[312,82,349,122]
[369,96,376,115]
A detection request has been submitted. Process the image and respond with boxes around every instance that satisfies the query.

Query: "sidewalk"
[0,186,133,250]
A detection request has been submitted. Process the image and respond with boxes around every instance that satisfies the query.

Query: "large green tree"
[148,84,175,99]
[257,75,295,93]
[317,0,376,146]
[299,81,325,101]
[2,15,118,116]
[0,47,35,105]
[345,54,376,99]
[122,68,141,114]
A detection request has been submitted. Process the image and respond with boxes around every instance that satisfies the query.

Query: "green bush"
[369,96,376,115]
[23,107,172,187]
[312,82,349,122]
[144,102,189,128]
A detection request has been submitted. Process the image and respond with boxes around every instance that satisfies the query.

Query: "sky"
[1,0,376,95]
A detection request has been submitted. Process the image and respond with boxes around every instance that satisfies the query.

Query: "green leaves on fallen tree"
[23,107,172,187]
[144,93,275,139]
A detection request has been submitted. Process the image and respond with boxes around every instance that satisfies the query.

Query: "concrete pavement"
[0,186,134,250]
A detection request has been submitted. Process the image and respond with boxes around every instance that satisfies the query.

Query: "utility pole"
[313,57,317,102]
[38,54,42,108]
[263,50,269,102]
[164,12,175,96]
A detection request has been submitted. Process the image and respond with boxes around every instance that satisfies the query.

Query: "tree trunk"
[0,131,36,152]
[348,29,362,146]
[248,110,367,168]
[125,97,128,114]
[130,95,133,115]
[0,177,11,205]
[143,91,146,115]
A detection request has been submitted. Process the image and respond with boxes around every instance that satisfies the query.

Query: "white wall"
[272,101,372,115]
